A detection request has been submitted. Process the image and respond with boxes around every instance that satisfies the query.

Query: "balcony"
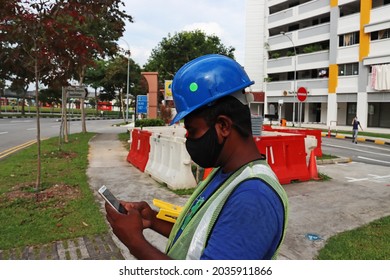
[338,12,360,34]
[337,45,359,64]
[266,78,329,97]
[268,50,329,74]
[268,0,330,29]
[269,23,330,51]
[336,76,359,93]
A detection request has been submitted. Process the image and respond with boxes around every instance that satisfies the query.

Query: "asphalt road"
[2,118,390,167]
[0,118,126,158]
[322,137,390,167]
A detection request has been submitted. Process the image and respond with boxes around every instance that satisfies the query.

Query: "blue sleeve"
[200,179,284,260]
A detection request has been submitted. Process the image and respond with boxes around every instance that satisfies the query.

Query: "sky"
[119,0,247,67]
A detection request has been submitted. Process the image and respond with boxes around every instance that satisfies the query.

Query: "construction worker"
[105,54,289,260]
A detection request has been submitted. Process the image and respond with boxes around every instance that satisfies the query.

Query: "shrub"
[135,118,165,128]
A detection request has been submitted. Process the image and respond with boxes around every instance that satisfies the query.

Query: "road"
[2,118,390,167]
[0,118,127,158]
[321,137,390,167]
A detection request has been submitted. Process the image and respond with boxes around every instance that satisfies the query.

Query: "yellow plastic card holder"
[153,199,183,223]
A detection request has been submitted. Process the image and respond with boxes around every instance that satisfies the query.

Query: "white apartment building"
[245,0,390,128]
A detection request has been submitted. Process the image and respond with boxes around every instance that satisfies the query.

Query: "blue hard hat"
[170,54,254,125]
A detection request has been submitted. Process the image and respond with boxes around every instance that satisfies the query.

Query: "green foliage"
[318,172,331,181]
[0,133,108,250]
[144,30,235,83]
[303,44,323,54]
[135,118,165,128]
[1,1,132,95]
[317,216,390,259]
[117,132,131,150]
[286,50,295,56]
[85,57,144,107]
[318,154,338,160]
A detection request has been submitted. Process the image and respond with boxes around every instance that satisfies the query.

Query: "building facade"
[245,0,390,128]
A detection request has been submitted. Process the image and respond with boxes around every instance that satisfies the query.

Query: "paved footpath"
[1,128,390,260]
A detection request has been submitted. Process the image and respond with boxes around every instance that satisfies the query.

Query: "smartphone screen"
[98,185,127,214]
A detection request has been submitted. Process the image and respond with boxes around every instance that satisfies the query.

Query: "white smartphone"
[98,185,127,214]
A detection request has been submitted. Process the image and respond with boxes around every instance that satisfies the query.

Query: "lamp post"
[119,38,131,123]
[281,31,297,126]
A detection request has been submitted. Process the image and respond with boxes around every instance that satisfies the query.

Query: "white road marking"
[358,156,390,165]
[0,131,8,135]
[368,174,390,179]
[324,143,390,157]
[345,177,369,183]
[10,120,33,123]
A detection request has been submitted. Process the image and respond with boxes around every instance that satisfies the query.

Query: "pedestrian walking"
[352,116,363,144]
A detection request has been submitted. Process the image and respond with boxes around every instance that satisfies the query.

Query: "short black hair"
[188,95,252,138]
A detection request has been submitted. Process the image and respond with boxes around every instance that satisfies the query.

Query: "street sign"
[66,86,87,98]
[297,87,307,102]
[137,95,148,114]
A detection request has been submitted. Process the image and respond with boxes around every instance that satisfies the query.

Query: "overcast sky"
[120,0,246,67]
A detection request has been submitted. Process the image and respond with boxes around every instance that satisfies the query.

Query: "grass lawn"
[0,133,108,250]
[316,216,390,259]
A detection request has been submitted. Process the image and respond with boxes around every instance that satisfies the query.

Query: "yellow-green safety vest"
[165,160,289,259]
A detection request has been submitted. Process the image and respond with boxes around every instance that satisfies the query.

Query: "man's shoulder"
[231,179,280,203]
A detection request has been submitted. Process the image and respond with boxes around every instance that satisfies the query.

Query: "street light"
[281,31,297,126]
[119,38,131,123]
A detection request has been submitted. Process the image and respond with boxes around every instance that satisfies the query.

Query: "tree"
[49,0,133,133]
[144,30,235,83]
[0,0,132,191]
[84,60,108,115]
[100,55,143,122]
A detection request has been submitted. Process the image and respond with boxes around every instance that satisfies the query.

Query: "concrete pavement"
[88,129,390,260]
[87,131,189,260]
[1,125,389,260]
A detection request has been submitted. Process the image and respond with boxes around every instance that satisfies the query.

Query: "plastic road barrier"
[144,134,197,190]
[254,133,311,184]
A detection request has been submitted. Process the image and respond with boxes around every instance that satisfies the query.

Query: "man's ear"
[215,115,233,137]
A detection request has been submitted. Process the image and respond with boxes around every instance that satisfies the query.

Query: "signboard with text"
[164,80,173,100]
[136,95,148,114]
[66,86,87,99]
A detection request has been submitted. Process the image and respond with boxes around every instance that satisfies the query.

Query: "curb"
[0,233,124,260]
[317,156,351,165]
[321,133,390,146]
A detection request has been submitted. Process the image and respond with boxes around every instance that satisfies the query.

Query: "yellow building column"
[359,1,371,62]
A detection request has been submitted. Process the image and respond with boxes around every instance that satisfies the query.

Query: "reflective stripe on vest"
[166,161,289,260]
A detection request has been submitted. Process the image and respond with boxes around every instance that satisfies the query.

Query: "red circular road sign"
[297,87,307,102]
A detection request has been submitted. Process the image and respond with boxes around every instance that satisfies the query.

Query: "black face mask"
[185,126,226,168]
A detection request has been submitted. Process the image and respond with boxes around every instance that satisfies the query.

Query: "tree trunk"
[79,65,87,133]
[34,56,41,193]
[95,88,98,116]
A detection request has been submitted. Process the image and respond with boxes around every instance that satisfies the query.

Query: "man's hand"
[105,202,145,249]
[121,201,158,229]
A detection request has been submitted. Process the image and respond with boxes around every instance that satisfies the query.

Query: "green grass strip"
[0,133,107,250]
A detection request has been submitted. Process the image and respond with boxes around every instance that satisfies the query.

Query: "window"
[371,29,390,41]
[339,32,360,47]
[338,63,359,76]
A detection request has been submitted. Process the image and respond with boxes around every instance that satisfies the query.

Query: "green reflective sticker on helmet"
[189,82,198,92]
